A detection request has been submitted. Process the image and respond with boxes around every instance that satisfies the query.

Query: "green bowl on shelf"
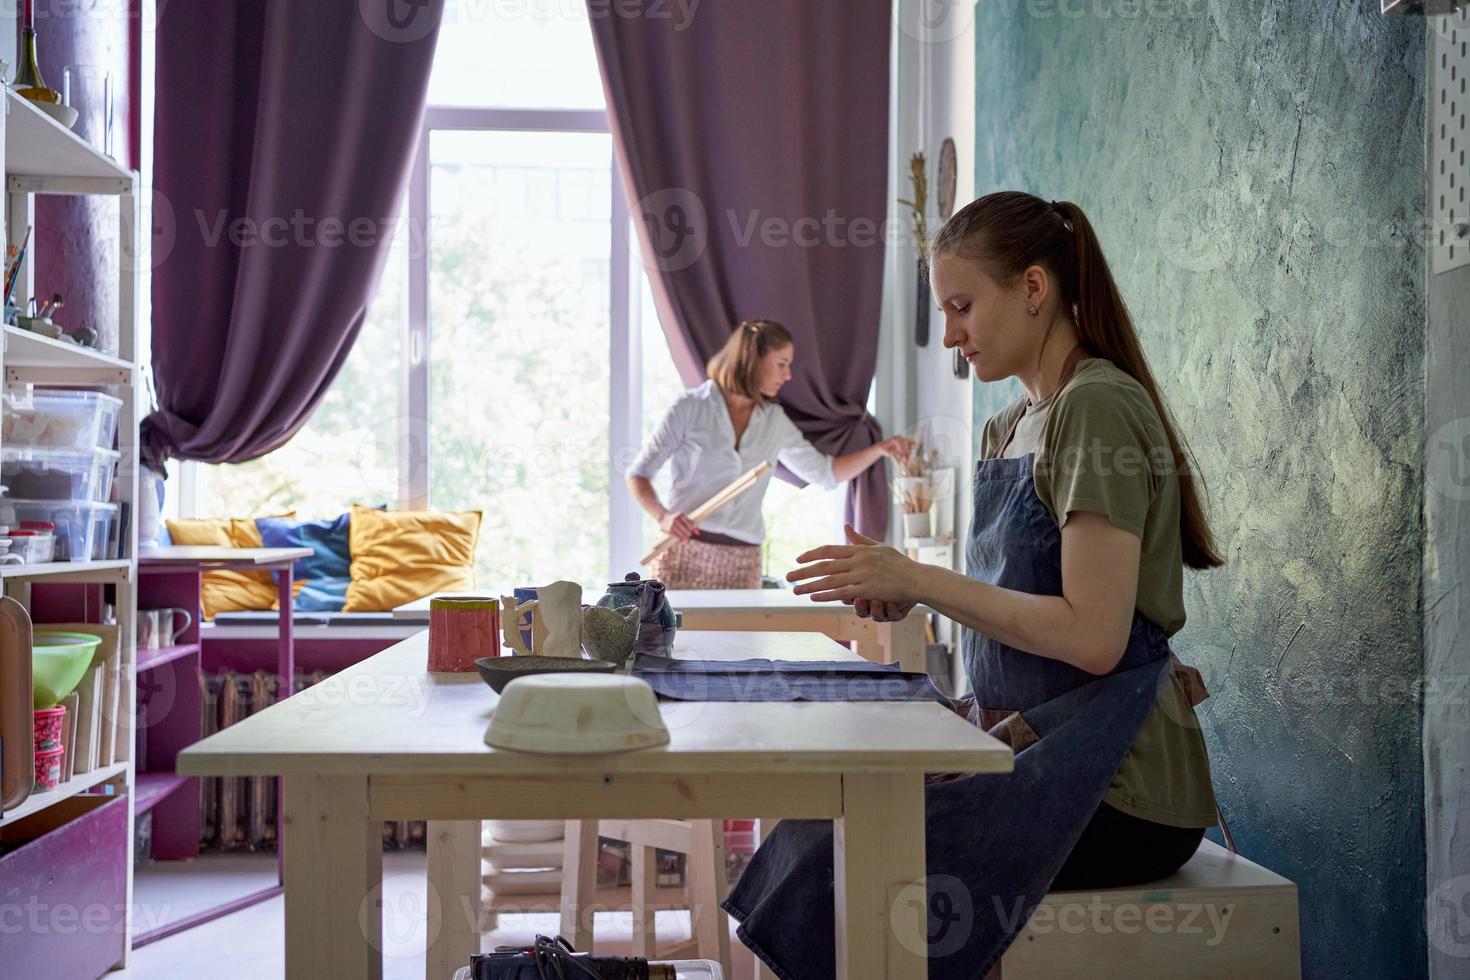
[32,631,103,709]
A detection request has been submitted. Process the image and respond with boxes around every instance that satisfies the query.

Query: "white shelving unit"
[0,85,142,970]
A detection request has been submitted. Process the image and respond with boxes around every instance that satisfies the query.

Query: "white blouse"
[627,380,839,545]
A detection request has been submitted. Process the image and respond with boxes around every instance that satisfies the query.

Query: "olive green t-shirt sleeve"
[1034,380,1164,538]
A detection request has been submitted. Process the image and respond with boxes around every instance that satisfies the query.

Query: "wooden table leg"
[560,819,599,952]
[687,818,733,975]
[822,616,885,664]
[877,615,927,674]
[834,772,927,979]
[282,775,382,980]
[631,842,658,958]
[427,820,483,979]
[826,614,926,674]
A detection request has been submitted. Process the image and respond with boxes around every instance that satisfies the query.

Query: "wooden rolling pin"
[639,461,772,565]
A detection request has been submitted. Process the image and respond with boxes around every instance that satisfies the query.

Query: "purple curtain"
[589,2,893,538]
[141,0,446,470]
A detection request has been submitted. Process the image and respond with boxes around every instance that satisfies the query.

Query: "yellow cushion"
[164,517,285,620]
[344,505,482,613]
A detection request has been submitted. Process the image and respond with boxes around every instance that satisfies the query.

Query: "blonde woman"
[627,319,908,589]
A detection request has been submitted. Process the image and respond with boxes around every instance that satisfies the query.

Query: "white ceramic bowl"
[35,101,79,129]
[485,673,669,754]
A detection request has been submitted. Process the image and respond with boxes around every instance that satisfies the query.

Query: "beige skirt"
[649,537,762,589]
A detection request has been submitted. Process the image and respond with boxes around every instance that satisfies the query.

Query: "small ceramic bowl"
[474,655,617,694]
[484,673,669,754]
[35,102,79,129]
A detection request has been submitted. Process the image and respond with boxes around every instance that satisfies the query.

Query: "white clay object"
[531,580,582,658]
[485,673,669,754]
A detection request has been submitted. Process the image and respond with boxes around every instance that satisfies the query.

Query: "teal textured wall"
[970,3,1427,975]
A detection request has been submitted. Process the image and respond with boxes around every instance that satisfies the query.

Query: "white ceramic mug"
[138,607,193,650]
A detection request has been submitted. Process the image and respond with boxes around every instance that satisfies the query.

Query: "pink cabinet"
[0,793,128,979]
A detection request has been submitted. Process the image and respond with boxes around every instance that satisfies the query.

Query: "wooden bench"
[998,839,1300,978]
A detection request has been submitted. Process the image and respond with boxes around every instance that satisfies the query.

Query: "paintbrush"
[3,227,32,306]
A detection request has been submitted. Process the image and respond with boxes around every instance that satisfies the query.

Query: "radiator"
[197,670,425,851]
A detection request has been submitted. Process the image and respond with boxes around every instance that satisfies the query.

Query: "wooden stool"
[997,839,1301,978]
[559,818,732,977]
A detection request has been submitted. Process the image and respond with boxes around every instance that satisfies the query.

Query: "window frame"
[181,103,649,580]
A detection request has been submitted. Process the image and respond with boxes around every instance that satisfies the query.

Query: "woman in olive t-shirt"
[782,192,1225,895]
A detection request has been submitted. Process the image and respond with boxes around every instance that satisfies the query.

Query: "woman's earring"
[1028,306,1039,316]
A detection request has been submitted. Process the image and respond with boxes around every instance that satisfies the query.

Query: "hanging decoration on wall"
[936,138,971,379]
[937,138,957,221]
[898,151,931,347]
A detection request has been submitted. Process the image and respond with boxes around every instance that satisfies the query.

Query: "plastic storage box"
[0,446,118,502]
[2,388,122,451]
[1,500,118,562]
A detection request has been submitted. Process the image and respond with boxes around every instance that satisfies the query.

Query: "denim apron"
[723,356,1174,979]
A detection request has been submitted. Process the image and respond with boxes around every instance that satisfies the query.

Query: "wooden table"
[394,588,934,673]
[177,631,1011,979]
[666,589,933,673]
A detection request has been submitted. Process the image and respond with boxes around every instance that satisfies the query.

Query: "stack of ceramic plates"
[481,820,564,896]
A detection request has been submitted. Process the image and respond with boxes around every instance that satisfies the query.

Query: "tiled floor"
[118,850,753,979]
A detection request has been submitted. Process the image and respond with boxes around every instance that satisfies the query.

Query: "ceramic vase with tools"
[895,435,940,540]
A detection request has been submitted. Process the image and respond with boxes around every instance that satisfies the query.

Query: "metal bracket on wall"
[1384,0,1469,14]
[5,367,132,387]
[1431,5,1470,274]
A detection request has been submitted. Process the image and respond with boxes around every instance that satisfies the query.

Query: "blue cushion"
[255,514,353,612]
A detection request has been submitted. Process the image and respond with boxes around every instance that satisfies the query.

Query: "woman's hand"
[832,435,917,483]
[659,510,700,541]
[878,435,915,461]
[787,523,921,603]
[852,596,918,622]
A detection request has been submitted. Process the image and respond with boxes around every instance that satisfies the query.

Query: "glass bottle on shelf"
[12,2,61,106]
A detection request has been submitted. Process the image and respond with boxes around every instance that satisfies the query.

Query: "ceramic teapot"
[596,573,677,653]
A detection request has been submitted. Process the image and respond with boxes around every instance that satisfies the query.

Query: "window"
[426,129,613,588]
[425,0,606,110]
[185,0,846,588]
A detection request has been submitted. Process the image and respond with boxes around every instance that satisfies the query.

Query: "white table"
[177,631,1010,979]
[394,588,934,673]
